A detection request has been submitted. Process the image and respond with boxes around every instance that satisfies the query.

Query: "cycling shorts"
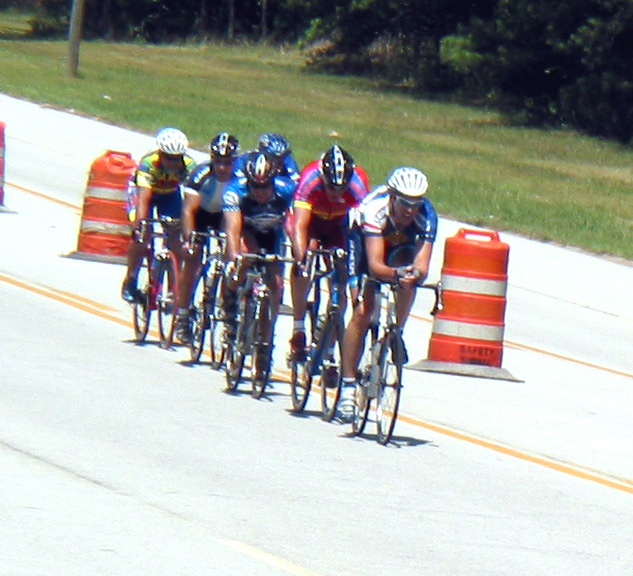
[151,190,182,219]
[194,209,223,233]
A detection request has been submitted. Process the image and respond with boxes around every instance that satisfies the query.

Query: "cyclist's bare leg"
[124,238,145,282]
[341,281,376,380]
[177,244,202,310]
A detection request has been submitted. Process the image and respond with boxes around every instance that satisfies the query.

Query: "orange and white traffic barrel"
[70,150,138,263]
[0,121,6,207]
[427,228,509,367]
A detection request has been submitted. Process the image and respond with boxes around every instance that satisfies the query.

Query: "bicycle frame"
[352,276,443,444]
[225,252,294,396]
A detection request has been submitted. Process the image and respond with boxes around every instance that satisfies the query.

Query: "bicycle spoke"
[375,333,402,445]
[189,272,206,362]
[320,319,343,422]
[132,257,152,342]
[157,255,178,349]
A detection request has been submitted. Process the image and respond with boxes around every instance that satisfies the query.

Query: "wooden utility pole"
[68,0,86,77]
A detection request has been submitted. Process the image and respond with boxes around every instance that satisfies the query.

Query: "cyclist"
[339,166,438,419]
[174,132,240,344]
[256,132,301,184]
[234,132,300,185]
[121,127,196,303]
[287,145,369,360]
[223,150,297,377]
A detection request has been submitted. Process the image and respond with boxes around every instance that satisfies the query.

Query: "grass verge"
[1,11,633,261]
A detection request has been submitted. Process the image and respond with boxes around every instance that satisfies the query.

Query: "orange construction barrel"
[71,150,138,263]
[427,228,509,367]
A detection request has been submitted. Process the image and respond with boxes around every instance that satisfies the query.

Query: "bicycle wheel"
[156,253,179,348]
[251,294,272,399]
[351,326,377,436]
[289,306,316,413]
[225,294,253,392]
[133,257,152,341]
[375,331,403,445]
[207,272,225,370]
[189,270,207,362]
[320,318,343,422]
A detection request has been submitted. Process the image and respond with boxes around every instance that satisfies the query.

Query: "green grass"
[2,11,633,261]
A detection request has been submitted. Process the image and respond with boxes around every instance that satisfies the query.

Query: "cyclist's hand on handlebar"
[395,266,421,287]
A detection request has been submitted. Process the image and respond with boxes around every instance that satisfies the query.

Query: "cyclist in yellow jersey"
[121,127,197,302]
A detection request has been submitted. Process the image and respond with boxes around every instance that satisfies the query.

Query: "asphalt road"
[1,93,632,576]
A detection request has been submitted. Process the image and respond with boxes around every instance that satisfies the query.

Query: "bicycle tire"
[351,326,376,435]
[225,292,253,392]
[189,270,207,362]
[156,254,179,349]
[207,272,225,370]
[375,331,403,445]
[289,305,315,413]
[251,294,272,399]
[133,257,152,341]
[320,317,343,422]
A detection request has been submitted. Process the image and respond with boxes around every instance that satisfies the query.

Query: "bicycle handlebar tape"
[0,121,6,209]
[409,228,520,382]
[67,150,138,264]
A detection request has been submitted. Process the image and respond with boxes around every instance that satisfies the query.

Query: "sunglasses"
[394,195,424,209]
[250,182,271,189]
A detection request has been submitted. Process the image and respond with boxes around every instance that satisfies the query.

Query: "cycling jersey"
[362,185,437,246]
[183,160,236,214]
[135,150,196,194]
[348,185,437,279]
[293,160,368,221]
[223,175,296,253]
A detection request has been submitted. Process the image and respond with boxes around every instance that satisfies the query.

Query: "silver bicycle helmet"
[387,167,429,198]
[155,127,188,155]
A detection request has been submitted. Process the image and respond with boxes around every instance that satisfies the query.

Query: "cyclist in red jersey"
[288,145,369,359]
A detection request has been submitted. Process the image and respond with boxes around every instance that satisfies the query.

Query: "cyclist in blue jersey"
[174,132,240,344]
[223,151,297,375]
[234,132,300,186]
[339,167,438,419]
[121,127,196,303]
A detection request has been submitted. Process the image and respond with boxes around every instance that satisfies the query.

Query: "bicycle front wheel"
[351,327,376,436]
[320,318,343,422]
[189,270,207,362]
[133,257,152,342]
[207,272,225,370]
[289,307,315,413]
[225,295,253,392]
[156,254,179,349]
[375,331,403,445]
[251,294,272,399]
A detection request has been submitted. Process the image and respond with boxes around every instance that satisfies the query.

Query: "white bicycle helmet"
[156,127,188,155]
[387,167,429,198]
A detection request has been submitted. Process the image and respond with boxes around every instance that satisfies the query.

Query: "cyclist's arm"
[181,189,201,241]
[292,204,312,263]
[412,239,433,281]
[365,235,395,283]
[135,186,153,224]
[224,209,242,263]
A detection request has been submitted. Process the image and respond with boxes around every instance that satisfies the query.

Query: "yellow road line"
[6,186,633,496]
[8,181,81,211]
[3,271,633,495]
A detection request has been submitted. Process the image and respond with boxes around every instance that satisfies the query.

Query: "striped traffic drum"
[427,228,509,367]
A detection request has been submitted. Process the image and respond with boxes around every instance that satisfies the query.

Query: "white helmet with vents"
[387,167,428,198]
[156,127,188,155]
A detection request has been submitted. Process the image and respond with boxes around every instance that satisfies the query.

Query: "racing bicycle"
[224,252,294,398]
[351,278,443,444]
[188,229,227,367]
[288,248,347,421]
[131,216,181,348]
